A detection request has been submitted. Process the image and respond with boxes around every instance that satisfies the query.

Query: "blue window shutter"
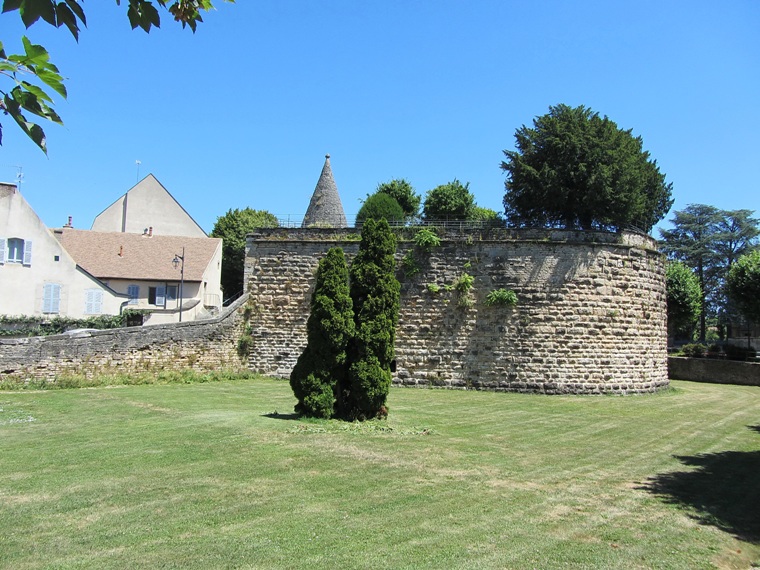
[127,285,139,304]
[156,286,166,306]
[22,240,32,266]
[43,283,61,314]
[52,284,61,314]
[0,238,5,264]
[86,289,103,314]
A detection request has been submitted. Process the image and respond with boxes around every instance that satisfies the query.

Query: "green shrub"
[290,247,355,419]
[680,343,706,358]
[485,289,518,307]
[344,219,399,421]
[402,252,420,278]
[413,228,441,250]
[454,272,474,293]
[356,192,405,225]
[426,283,441,294]
[237,333,254,357]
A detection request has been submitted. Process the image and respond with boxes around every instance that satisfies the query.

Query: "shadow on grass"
[642,425,760,544]
[262,411,300,421]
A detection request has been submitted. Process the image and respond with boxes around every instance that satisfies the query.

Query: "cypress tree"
[290,247,354,418]
[342,218,400,420]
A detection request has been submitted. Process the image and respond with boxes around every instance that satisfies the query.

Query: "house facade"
[55,229,223,324]
[0,183,127,319]
[91,174,208,238]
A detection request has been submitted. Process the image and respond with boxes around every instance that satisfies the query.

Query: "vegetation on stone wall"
[290,247,355,418]
[485,288,518,307]
[0,310,149,337]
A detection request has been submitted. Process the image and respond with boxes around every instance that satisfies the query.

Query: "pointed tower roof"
[302,154,347,228]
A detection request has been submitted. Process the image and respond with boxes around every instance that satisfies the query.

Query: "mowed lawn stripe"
[1,378,758,569]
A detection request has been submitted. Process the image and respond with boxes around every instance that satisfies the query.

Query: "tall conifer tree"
[342,219,400,420]
[290,247,354,418]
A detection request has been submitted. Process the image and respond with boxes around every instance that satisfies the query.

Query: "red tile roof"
[55,228,221,282]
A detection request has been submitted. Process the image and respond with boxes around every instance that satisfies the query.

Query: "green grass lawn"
[1,378,758,569]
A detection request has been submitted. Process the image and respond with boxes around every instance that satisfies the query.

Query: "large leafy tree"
[290,247,354,418]
[665,261,702,341]
[501,104,673,232]
[375,179,421,220]
[727,250,760,325]
[343,218,400,421]
[1,0,231,153]
[422,179,476,221]
[660,205,759,341]
[210,208,278,299]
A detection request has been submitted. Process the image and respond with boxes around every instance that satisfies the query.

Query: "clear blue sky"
[2,0,758,234]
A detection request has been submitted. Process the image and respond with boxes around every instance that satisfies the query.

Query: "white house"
[0,183,127,319]
[55,228,223,324]
[91,174,208,238]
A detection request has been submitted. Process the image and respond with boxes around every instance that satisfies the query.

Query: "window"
[42,283,61,314]
[148,286,166,307]
[127,285,139,305]
[1,238,32,265]
[166,285,178,302]
[85,289,103,315]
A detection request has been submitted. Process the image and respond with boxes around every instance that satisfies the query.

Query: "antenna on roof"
[135,160,141,183]
[1,164,23,191]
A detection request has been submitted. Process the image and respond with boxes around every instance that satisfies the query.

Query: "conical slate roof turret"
[302,154,347,228]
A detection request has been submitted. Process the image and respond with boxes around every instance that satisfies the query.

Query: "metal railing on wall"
[268,216,651,236]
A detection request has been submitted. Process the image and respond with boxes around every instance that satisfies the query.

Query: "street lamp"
[172,247,185,322]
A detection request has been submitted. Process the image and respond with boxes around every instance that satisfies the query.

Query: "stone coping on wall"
[247,227,658,250]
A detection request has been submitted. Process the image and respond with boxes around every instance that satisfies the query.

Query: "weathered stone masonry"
[245,228,668,394]
[0,294,250,382]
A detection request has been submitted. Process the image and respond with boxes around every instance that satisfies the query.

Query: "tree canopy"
[665,261,702,341]
[210,208,278,299]
[501,104,673,232]
[727,250,760,324]
[1,0,231,153]
[422,179,476,221]
[356,192,405,225]
[660,204,759,340]
[375,179,420,219]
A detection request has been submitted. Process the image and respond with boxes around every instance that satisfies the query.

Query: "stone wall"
[668,356,760,386]
[245,228,668,394]
[0,294,250,383]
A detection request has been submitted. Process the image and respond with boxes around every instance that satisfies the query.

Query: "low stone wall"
[668,356,760,387]
[0,295,250,384]
[245,228,669,394]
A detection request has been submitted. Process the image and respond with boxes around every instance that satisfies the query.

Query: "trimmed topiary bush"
[290,247,354,418]
[356,192,405,225]
[342,219,400,421]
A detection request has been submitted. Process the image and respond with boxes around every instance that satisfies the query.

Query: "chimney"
[63,216,73,228]
[148,226,153,237]
[119,245,124,257]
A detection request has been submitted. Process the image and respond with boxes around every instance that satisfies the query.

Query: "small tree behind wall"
[290,247,354,418]
[342,219,400,420]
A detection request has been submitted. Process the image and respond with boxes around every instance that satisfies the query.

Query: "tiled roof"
[302,154,347,228]
[55,228,220,282]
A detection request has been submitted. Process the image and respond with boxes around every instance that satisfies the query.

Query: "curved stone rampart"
[245,228,668,394]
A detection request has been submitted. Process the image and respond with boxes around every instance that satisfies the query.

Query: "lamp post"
[172,247,185,322]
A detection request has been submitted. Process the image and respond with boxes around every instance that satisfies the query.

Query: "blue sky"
[2,0,758,234]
